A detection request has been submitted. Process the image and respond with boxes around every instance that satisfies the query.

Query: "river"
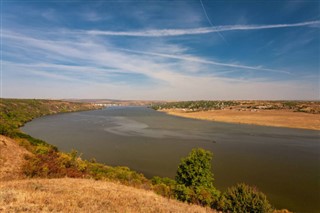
[21,106,320,212]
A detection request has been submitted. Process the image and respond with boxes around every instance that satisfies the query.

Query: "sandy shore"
[161,109,320,130]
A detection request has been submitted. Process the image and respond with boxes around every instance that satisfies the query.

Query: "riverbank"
[160,109,320,130]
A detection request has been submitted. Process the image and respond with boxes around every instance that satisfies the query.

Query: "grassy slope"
[0,98,101,137]
[0,135,30,181]
[0,178,214,213]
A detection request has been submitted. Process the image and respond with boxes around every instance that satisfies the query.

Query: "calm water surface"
[21,107,320,212]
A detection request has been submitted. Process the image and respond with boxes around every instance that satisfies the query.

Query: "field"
[153,100,320,130]
[161,109,320,130]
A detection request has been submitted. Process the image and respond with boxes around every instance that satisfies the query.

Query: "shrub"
[174,184,194,202]
[0,123,17,137]
[152,176,176,186]
[218,183,273,213]
[152,176,176,198]
[87,163,150,188]
[23,150,86,178]
[34,144,53,154]
[153,183,175,198]
[194,185,220,206]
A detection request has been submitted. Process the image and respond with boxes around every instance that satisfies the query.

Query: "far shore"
[160,109,320,131]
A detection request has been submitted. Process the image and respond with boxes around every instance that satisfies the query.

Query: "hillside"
[0,135,30,181]
[0,178,214,213]
[0,99,102,137]
[0,135,213,213]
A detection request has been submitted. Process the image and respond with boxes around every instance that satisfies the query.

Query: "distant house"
[257,106,268,109]
[94,103,109,107]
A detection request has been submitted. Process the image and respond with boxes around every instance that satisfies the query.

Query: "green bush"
[174,184,194,202]
[0,123,17,137]
[34,144,53,154]
[87,162,150,188]
[152,176,176,198]
[152,176,176,186]
[194,185,220,207]
[153,183,175,198]
[218,183,273,213]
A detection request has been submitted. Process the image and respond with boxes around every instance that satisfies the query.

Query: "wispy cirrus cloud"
[117,48,291,74]
[4,29,291,81]
[87,20,320,37]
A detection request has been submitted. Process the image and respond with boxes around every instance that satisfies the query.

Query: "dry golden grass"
[0,135,214,212]
[162,109,320,130]
[0,178,215,213]
[0,135,30,181]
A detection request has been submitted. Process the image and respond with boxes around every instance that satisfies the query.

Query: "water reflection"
[104,116,211,140]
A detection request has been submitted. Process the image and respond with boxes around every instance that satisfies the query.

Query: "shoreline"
[160,109,320,131]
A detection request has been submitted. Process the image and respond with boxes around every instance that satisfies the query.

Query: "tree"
[176,148,214,188]
[175,148,219,206]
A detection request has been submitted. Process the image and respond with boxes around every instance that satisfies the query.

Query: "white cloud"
[87,20,320,37]
[117,48,291,74]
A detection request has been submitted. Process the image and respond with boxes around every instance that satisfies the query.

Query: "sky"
[1,0,320,100]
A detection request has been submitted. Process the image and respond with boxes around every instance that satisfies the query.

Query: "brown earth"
[161,109,320,130]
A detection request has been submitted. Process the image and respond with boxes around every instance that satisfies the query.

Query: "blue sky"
[2,0,319,100]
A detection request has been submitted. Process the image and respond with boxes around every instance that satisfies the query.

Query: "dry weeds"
[0,178,215,213]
